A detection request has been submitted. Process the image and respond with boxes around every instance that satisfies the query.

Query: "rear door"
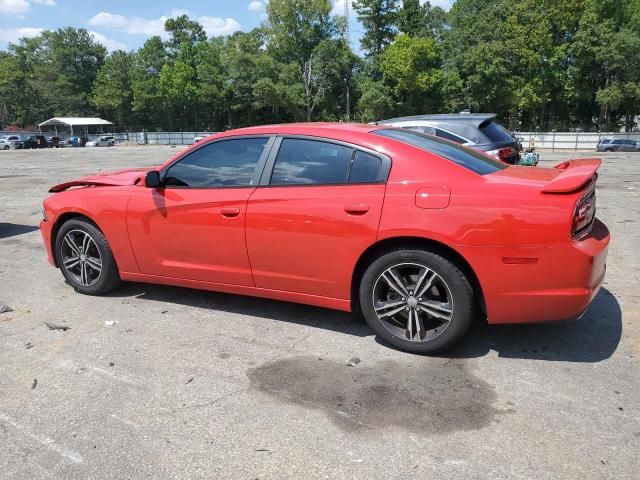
[245,137,390,299]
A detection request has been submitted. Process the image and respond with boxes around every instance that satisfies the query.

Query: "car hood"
[49,167,153,193]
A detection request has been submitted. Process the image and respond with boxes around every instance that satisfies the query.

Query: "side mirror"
[145,170,162,188]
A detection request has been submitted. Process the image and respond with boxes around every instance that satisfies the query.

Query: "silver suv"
[375,112,521,164]
[596,138,639,152]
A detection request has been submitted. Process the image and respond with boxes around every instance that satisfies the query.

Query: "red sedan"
[40,123,609,353]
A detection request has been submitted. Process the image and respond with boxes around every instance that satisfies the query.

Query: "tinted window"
[612,140,622,144]
[349,151,382,183]
[373,128,508,175]
[165,137,268,187]
[270,139,353,185]
[436,128,466,144]
[479,120,513,143]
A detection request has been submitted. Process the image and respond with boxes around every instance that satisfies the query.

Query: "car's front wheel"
[359,249,475,354]
[54,218,120,295]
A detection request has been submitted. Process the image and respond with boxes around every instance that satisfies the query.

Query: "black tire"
[604,148,613,152]
[359,249,474,354]
[54,218,120,295]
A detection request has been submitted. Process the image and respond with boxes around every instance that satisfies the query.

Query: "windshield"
[373,128,508,175]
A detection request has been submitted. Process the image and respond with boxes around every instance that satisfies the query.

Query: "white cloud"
[89,31,127,51]
[199,17,241,36]
[0,0,30,15]
[0,26,43,43]
[248,1,265,12]
[0,0,57,16]
[89,11,241,39]
[89,12,166,37]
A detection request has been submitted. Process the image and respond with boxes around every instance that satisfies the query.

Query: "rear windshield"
[479,120,514,143]
[373,128,508,175]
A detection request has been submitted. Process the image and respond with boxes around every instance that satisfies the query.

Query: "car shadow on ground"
[109,283,621,363]
[439,288,622,362]
[0,223,39,239]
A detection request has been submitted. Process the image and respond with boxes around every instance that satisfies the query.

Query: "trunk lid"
[489,158,601,194]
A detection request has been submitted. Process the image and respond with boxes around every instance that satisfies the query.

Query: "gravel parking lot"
[1,146,639,479]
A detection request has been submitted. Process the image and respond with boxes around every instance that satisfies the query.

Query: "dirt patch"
[248,356,505,434]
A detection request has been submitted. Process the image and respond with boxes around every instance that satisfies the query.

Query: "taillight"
[486,147,516,163]
[572,188,596,238]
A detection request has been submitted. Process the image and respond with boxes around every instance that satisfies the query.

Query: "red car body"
[41,123,609,325]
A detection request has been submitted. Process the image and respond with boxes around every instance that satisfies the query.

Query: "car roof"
[229,122,380,135]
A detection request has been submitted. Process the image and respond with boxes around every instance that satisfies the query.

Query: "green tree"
[8,28,106,123]
[130,36,168,129]
[266,0,341,120]
[356,79,394,121]
[353,0,399,77]
[397,0,425,37]
[380,34,443,114]
[91,50,135,127]
[165,15,207,51]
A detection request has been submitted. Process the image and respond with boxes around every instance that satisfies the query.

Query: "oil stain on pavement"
[248,356,504,434]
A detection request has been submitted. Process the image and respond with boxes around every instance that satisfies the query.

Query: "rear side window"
[349,151,382,183]
[436,128,466,144]
[165,137,268,187]
[374,128,508,175]
[479,120,513,143]
[270,138,353,185]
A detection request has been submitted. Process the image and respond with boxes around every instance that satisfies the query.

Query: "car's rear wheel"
[604,148,613,152]
[359,249,474,354]
[54,218,120,295]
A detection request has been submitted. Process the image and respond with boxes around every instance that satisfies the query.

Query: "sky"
[0,0,454,52]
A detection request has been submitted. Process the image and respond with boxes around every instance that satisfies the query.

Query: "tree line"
[0,0,639,133]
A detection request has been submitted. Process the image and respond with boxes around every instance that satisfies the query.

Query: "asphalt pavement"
[1,146,639,479]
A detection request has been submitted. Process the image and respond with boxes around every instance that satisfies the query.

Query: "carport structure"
[38,117,113,137]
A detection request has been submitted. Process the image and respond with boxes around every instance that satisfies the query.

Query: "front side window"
[270,138,354,186]
[165,137,268,187]
[374,128,508,175]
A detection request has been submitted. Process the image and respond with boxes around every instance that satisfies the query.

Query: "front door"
[127,136,272,286]
[246,137,389,299]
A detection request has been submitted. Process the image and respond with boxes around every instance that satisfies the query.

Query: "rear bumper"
[460,219,610,324]
[40,219,56,267]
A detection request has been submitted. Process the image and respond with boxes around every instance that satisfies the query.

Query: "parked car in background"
[22,135,49,149]
[0,138,11,150]
[596,138,639,152]
[68,137,89,147]
[193,136,205,144]
[41,123,608,354]
[2,135,23,149]
[375,112,522,164]
[48,136,62,148]
[86,136,115,147]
